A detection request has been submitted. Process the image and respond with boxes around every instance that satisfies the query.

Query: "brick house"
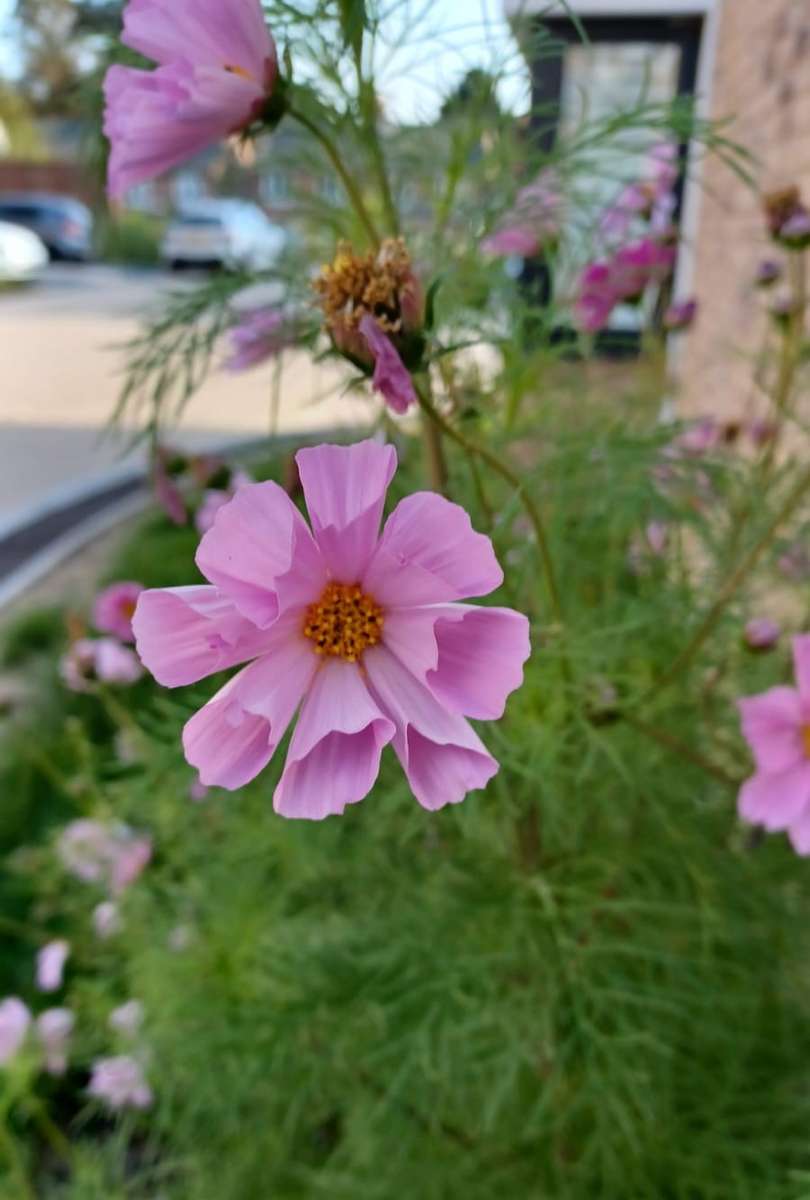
[505,0,810,416]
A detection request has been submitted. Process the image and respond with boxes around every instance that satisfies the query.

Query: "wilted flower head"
[224,309,292,372]
[36,1008,74,1076]
[61,638,143,692]
[780,209,810,249]
[663,298,698,332]
[770,289,801,324]
[88,1055,152,1110]
[738,635,810,853]
[755,259,783,288]
[93,582,144,643]
[315,239,422,361]
[103,0,281,197]
[92,901,122,939]
[762,186,803,239]
[133,440,530,818]
[0,998,30,1065]
[744,618,781,651]
[109,1000,144,1040]
[37,940,70,993]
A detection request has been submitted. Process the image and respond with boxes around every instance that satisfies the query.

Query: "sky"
[0,0,530,125]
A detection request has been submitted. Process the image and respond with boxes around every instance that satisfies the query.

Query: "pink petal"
[273,659,394,819]
[358,317,418,415]
[364,646,498,811]
[122,0,275,85]
[737,687,804,773]
[738,763,810,831]
[383,604,530,719]
[788,806,810,855]
[296,440,397,581]
[482,226,540,258]
[133,585,275,687]
[196,482,327,630]
[363,494,503,607]
[792,635,810,700]
[184,627,316,790]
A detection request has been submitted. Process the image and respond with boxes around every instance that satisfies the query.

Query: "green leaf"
[424,274,445,332]
[338,0,366,59]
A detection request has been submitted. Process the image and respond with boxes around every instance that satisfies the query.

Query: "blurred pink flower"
[110,836,152,895]
[103,0,279,197]
[92,901,122,939]
[610,238,676,300]
[599,183,651,241]
[93,582,144,643]
[755,259,782,288]
[189,777,210,802]
[109,1000,144,1039]
[224,309,291,372]
[778,544,810,582]
[738,635,810,853]
[744,618,781,651]
[88,1055,152,1110]
[628,520,669,573]
[36,1008,74,1076]
[573,261,619,333]
[648,141,679,194]
[670,418,720,458]
[359,316,418,415]
[748,417,778,447]
[133,440,530,818]
[663,298,698,332]
[483,169,562,258]
[36,940,69,993]
[61,638,143,692]
[58,821,151,895]
[154,455,188,526]
[0,998,30,1065]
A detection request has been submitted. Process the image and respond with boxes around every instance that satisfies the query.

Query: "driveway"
[0,264,365,530]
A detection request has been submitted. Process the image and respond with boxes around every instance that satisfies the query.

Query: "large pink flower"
[103,0,279,197]
[134,441,530,819]
[738,636,810,854]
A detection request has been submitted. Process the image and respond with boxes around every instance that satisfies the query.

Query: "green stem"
[417,377,448,494]
[645,461,810,701]
[414,381,565,628]
[0,1120,34,1200]
[622,714,739,788]
[289,107,381,248]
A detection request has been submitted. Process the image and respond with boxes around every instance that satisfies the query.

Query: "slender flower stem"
[645,461,810,701]
[622,714,739,788]
[415,376,448,494]
[413,380,565,627]
[289,107,381,248]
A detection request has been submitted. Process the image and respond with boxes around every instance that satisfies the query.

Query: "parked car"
[0,220,49,283]
[0,193,93,261]
[161,200,287,271]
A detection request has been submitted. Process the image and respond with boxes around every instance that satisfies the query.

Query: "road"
[0,264,366,530]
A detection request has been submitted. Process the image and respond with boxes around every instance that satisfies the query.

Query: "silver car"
[0,193,94,261]
[161,199,288,271]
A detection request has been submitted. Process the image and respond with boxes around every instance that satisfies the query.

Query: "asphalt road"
[0,263,363,531]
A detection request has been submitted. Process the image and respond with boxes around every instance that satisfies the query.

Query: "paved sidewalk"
[0,264,367,530]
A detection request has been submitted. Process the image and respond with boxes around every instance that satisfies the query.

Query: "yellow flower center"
[303,582,384,664]
[224,63,254,83]
[313,238,414,336]
[802,725,810,759]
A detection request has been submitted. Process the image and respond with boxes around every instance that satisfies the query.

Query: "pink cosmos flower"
[359,316,418,415]
[483,170,562,258]
[481,226,542,258]
[738,636,810,853]
[58,821,151,895]
[0,998,30,1065]
[154,454,188,526]
[37,940,70,993]
[109,1000,144,1039]
[189,777,210,802]
[610,238,676,300]
[224,309,291,372]
[599,183,652,242]
[573,261,619,333]
[36,1009,74,1076]
[92,901,122,940]
[133,440,530,818]
[88,1055,152,1110]
[670,418,721,458]
[103,0,279,197]
[61,638,144,692]
[744,618,781,651]
[93,582,144,643]
[648,141,679,195]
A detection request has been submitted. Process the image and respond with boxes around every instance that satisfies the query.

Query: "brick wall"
[680,0,810,416]
[0,159,100,207]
